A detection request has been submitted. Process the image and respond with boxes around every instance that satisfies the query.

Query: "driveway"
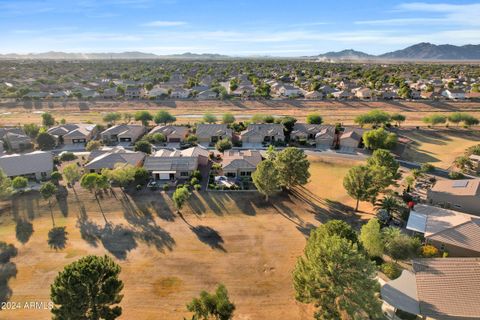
[198,161,212,191]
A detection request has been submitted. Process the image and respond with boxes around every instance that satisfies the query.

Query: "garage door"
[169,138,181,143]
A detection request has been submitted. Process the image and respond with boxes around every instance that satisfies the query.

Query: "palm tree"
[375,195,400,215]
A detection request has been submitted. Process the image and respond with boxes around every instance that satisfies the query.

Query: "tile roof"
[428,220,480,254]
[196,124,232,138]
[222,150,262,170]
[430,179,480,196]
[241,124,284,138]
[85,149,145,170]
[413,258,480,319]
[149,125,189,137]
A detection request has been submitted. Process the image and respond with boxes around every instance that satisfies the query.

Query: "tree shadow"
[100,223,137,260]
[56,188,69,217]
[47,226,68,250]
[296,222,317,238]
[76,208,102,247]
[0,242,18,304]
[15,219,34,245]
[190,225,226,252]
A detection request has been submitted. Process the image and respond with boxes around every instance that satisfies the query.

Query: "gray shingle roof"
[241,124,284,138]
[196,124,232,138]
[0,151,53,176]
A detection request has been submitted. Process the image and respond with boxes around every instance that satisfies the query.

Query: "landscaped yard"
[0,156,366,320]
[399,128,480,169]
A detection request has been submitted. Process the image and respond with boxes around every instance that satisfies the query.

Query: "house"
[144,155,198,180]
[101,124,146,144]
[331,90,353,99]
[222,150,262,178]
[170,87,190,99]
[125,86,142,99]
[278,84,302,97]
[85,147,145,173]
[178,146,210,166]
[339,128,364,148]
[466,91,480,100]
[354,88,372,100]
[0,151,53,180]
[240,124,285,144]
[291,123,328,141]
[196,124,232,144]
[304,91,322,99]
[1,130,32,152]
[442,89,466,100]
[381,258,480,319]
[406,204,480,257]
[147,87,169,99]
[148,125,189,143]
[47,124,96,146]
[102,88,118,99]
[197,90,217,100]
[315,126,337,148]
[427,179,480,215]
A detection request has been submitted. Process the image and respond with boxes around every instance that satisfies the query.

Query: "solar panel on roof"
[452,180,469,188]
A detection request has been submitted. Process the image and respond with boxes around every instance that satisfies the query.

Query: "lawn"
[399,128,480,169]
[0,158,366,320]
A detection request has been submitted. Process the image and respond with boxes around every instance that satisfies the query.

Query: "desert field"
[0,157,368,320]
[1,99,480,126]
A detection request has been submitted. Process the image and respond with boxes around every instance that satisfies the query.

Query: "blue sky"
[1,0,479,56]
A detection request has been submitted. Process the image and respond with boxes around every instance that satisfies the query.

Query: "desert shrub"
[162,184,169,191]
[448,171,465,179]
[381,262,401,280]
[60,152,77,161]
[190,177,199,186]
[194,184,201,191]
[420,163,434,173]
[192,170,202,180]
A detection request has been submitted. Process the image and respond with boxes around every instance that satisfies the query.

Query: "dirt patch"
[153,276,184,297]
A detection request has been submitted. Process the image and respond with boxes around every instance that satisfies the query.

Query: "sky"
[1,0,479,56]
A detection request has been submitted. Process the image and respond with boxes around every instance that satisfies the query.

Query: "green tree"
[390,113,406,127]
[293,227,382,319]
[134,140,152,154]
[0,169,13,200]
[203,113,218,124]
[454,155,473,173]
[280,116,297,135]
[367,149,400,189]
[306,113,323,125]
[215,138,232,152]
[102,165,136,191]
[123,112,132,124]
[354,110,391,127]
[86,140,102,152]
[422,114,447,127]
[173,186,191,213]
[50,255,123,320]
[360,218,384,257]
[343,165,380,211]
[362,128,397,150]
[186,284,235,320]
[320,220,359,244]
[37,132,56,150]
[63,164,81,189]
[103,112,121,125]
[252,160,280,201]
[222,113,235,124]
[154,110,176,125]
[383,227,420,261]
[42,112,55,127]
[134,111,153,126]
[80,173,101,195]
[12,176,28,190]
[448,112,464,126]
[274,147,310,189]
[23,123,40,139]
[51,171,63,184]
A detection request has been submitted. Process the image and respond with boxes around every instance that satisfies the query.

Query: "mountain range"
[1,43,479,60]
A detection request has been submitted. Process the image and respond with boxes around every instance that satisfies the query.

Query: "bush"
[208,183,216,189]
[192,170,202,180]
[420,163,434,173]
[190,177,199,186]
[60,152,77,161]
[381,262,401,280]
[448,171,465,180]
[163,184,169,191]
[194,184,201,191]
[420,244,440,258]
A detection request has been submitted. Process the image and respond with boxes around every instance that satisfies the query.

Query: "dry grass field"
[399,128,480,169]
[0,157,367,320]
[1,99,480,126]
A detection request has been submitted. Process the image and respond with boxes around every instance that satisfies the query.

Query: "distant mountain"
[0,51,231,60]
[317,49,374,60]
[378,43,480,60]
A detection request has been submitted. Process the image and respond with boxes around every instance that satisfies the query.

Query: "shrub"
[190,177,199,186]
[381,262,401,280]
[162,184,169,191]
[420,163,434,173]
[448,171,465,180]
[420,245,440,258]
[194,184,201,191]
[60,152,77,161]
[192,170,202,180]
[208,183,216,189]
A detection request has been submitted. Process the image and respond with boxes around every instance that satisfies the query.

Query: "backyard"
[0,156,365,320]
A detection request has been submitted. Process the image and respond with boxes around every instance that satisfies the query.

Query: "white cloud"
[142,20,187,27]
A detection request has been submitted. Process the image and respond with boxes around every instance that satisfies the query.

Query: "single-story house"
[304,91,322,99]
[101,124,146,144]
[143,156,198,180]
[47,123,96,145]
[148,125,189,143]
[278,84,302,97]
[170,87,190,99]
[196,124,232,144]
[240,124,285,144]
[381,258,480,319]
[102,88,118,99]
[315,126,337,148]
[427,179,480,215]
[354,87,372,99]
[125,86,142,99]
[222,150,262,178]
[85,147,145,173]
[291,123,330,141]
[0,151,53,180]
[442,89,466,100]
[197,90,217,100]
[406,204,480,257]
[147,87,169,99]
[2,131,32,152]
[339,128,364,148]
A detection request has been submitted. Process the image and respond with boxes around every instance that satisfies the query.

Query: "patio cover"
[406,210,427,233]
[381,270,420,315]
